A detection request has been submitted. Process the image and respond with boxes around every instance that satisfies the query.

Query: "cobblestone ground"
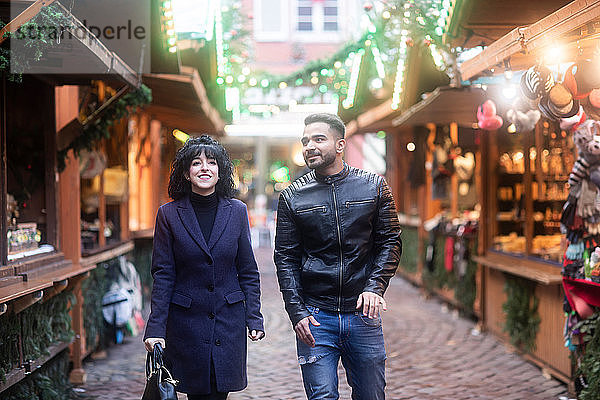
[76,248,571,400]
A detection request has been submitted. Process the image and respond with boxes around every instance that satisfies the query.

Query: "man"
[274,113,402,399]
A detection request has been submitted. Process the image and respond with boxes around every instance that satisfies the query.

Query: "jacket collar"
[314,162,350,184]
[176,195,232,255]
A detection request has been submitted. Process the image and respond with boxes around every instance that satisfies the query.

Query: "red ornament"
[423,39,431,47]
[230,29,238,37]
[406,38,414,47]
[363,2,373,11]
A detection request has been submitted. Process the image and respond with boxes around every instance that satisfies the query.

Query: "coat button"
[208,284,214,292]
[207,259,214,265]
[215,339,221,346]
[209,312,215,319]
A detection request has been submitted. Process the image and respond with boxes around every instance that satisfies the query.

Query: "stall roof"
[143,66,225,134]
[460,0,600,81]
[344,99,397,137]
[4,1,139,88]
[445,0,570,49]
[391,86,486,128]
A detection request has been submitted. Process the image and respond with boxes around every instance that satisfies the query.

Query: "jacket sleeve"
[144,206,176,340]
[364,178,402,296]
[235,203,265,332]
[274,193,311,327]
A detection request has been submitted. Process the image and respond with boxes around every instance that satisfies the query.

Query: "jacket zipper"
[297,205,326,214]
[332,183,343,312]
[345,199,375,208]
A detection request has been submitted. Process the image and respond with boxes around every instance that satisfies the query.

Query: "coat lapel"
[177,196,211,256]
[208,198,232,250]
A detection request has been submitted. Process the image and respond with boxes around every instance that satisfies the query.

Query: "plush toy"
[477,100,503,130]
[570,119,600,191]
[560,105,586,132]
[506,109,541,132]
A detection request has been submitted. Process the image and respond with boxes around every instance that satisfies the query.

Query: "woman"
[144,135,265,400]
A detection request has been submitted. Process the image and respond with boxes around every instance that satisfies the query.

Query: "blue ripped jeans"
[296,305,386,400]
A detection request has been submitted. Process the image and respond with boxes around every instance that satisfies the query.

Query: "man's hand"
[144,337,166,352]
[356,292,387,319]
[294,315,320,347]
[248,329,265,341]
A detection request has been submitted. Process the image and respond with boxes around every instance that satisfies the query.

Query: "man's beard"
[304,150,336,171]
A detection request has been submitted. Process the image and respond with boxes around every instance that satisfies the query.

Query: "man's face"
[301,122,340,171]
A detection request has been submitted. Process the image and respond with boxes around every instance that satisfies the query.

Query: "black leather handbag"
[141,343,178,400]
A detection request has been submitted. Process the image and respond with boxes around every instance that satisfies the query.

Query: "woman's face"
[187,151,219,196]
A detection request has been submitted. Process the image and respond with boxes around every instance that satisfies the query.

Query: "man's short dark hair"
[304,113,346,139]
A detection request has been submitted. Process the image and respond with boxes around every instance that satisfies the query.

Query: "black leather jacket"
[274,164,402,326]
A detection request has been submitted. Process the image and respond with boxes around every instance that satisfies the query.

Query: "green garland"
[132,238,153,308]
[0,290,74,384]
[1,350,72,400]
[574,313,600,399]
[0,4,73,82]
[81,263,110,350]
[0,309,21,384]
[454,241,477,312]
[57,84,152,172]
[420,232,477,314]
[502,274,540,352]
[399,225,418,273]
[21,291,75,361]
[422,234,457,291]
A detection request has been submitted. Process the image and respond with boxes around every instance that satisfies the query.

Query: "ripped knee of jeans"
[298,354,322,365]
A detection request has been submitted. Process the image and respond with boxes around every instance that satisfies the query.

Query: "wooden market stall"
[455,0,600,386]
[0,0,143,393]
[345,40,486,315]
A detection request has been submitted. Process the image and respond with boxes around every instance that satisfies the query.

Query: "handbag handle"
[145,342,165,379]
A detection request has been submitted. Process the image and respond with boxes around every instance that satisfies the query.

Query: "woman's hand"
[248,330,265,341]
[144,337,166,352]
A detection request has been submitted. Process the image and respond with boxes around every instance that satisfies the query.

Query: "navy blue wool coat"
[144,196,264,395]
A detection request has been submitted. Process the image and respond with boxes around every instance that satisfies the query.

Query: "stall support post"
[425,123,441,218]
[450,122,458,217]
[98,168,106,247]
[138,112,152,230]
[474,130,484,319]
[149,119,162,225]
[524,131,534,255]
[0,75,6,264]
[56,86,81,260]
[69,273,88,385]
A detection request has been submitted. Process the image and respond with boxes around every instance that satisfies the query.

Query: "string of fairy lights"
[208,0,455,115]
[160,1,178,53]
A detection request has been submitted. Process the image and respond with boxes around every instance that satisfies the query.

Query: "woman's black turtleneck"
[190,191,218,241]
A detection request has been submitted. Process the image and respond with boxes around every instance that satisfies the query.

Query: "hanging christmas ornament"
[363,2,373,11]
[477,100,503,130]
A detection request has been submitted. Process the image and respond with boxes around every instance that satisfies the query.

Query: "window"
[297,1,313,31]
[296,0,338,33]
[323,2,338,31]
[254,0,289,41]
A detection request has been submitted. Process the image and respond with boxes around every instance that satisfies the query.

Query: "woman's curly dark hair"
[168,135,235,200]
